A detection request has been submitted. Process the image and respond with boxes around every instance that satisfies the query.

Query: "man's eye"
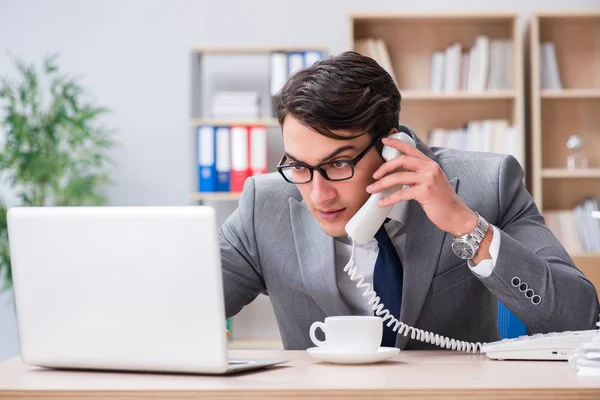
[290,164,306,172]
[332,161,349,169]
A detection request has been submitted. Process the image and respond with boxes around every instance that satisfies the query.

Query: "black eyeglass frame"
[276,136,381,184]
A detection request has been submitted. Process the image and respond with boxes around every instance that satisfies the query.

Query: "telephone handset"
[345,131,416,244]
[343,130,483,353]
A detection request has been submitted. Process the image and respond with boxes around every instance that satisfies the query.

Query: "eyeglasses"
[277,137,380,184]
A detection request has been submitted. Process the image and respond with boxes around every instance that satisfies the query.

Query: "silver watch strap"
[467,212,488,247]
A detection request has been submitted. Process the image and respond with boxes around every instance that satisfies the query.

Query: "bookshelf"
[528,12,600,292]
[348,12,526,180]
[191,46,327,200]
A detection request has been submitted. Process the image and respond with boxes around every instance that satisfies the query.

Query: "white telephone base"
[481,329,599,361]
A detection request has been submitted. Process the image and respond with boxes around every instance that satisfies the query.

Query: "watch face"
[452,241,475,260]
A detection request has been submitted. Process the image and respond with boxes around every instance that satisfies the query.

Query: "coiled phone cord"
[343,240,483,353]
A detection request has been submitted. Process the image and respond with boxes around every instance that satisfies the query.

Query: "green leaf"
[0,53,117,288]
[0,204,11,289]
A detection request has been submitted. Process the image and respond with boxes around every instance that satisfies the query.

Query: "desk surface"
[1,350,600,399]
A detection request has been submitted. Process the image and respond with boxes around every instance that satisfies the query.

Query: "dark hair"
[274,51,401,143]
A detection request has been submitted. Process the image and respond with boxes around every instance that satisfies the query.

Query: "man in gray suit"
[219,51,599,350]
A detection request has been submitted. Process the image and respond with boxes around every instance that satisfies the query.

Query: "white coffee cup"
[309,316,383,353]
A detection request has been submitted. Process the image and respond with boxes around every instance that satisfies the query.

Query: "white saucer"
[306,346,400,365]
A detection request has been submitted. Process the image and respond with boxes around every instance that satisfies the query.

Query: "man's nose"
[310,171,336,204]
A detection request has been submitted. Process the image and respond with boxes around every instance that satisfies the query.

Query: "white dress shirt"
[334,202,501,315]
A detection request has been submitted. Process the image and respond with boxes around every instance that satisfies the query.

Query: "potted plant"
[0,53,116,289]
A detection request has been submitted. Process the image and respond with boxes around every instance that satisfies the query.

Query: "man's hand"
[366,137,478,238]
[226,329,230,340]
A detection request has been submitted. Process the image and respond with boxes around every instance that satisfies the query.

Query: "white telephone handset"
[345,131,416,244]
[343,130,482,353]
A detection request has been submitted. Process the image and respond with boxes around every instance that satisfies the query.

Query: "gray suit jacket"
[219,130,600,350]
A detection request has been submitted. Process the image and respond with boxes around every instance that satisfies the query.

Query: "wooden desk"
[1,350,599,399]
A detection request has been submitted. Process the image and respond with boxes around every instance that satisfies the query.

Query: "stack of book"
[428,35,514,92]
[269,50,324,105]
[210,91,260,119]
[543,197,600,253]
[196,125,267,193]
[427,119,522,167]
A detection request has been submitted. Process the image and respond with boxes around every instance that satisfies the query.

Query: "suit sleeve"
[478,155,600,333]
[218,177,266,319]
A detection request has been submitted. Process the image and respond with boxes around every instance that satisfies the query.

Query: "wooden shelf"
[570,252,600,258]
[401,90,516,100]
[191,118,279,127]
[543,179,600,210]
[191,192,241,201]
[542,89,600,99]
[192,46,327,55]
[530,13,600,213]
[349,11,518,22]
[535,10,600,19]
[349,12,525,182]
[350,14,519,92]
[542,169,600,178]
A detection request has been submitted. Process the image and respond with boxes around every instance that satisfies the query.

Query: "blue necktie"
[373,222,403,347]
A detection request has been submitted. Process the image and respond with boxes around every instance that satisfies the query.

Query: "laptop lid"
[7,206,231,374]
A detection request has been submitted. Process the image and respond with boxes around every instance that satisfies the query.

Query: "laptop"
[7,205,286,374]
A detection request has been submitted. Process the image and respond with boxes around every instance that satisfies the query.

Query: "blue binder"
[497,301,527,339]
[197,125,217,192]
[215,126,231,192]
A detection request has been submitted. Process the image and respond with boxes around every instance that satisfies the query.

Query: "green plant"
[0,53,116,289]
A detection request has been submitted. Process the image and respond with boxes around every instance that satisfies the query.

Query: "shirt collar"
[387,200,409,226]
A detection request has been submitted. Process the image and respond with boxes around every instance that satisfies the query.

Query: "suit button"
[531,294,542,305]
[519,282,528,292]
[511,277,521,287]
[525,288,534,299]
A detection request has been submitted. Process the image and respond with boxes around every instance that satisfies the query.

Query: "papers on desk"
[569,322,600,376]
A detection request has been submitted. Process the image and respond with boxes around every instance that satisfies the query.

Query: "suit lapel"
[395,177,459,348]
[289,199,354,317]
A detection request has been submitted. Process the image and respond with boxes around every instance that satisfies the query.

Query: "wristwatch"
[451,212,489,260]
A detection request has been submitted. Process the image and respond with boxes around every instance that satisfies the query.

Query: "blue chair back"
[497,301,527,339]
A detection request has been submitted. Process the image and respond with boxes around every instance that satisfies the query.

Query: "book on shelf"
[355,35,513,93]
[354,38,397,85]
[196,124,268,194]
[269,49,324,113]
[427,119,522,167]
[544,198,600,254]
[544,209,583,254]
[197,126,218,193]
[429,35,513,93]
[216,126,231,192]
[540,42,562,90]
[230,125,251,192]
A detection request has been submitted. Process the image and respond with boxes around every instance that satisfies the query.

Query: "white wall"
[1,0,598,362]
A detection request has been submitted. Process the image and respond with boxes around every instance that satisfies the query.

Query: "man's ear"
[385,127,399,138]
[376,127,399,157]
